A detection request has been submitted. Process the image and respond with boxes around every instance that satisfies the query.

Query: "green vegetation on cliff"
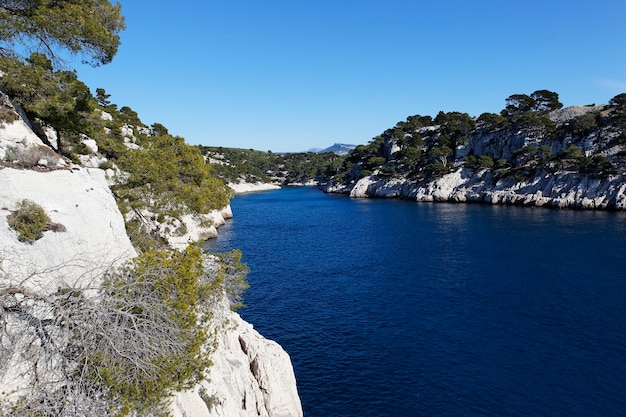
[84,246,216,417]
[0,3,245,416]
[0,51,231,250]
[330,90,625,189]
[7,199,50,243]
[201,146,345,185]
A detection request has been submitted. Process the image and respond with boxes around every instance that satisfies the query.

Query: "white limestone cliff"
[329,104,626,210]
[0,116,302,416]
[344,169,626,210]
[0,167,138,399]
[129,205,235,251]
[170,298,302,417]
[228,181,282,194]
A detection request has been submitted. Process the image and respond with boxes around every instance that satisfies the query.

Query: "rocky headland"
[0,91,302,416]
[323,93,626,210]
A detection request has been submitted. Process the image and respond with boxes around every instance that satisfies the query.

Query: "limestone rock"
[170,299,303,417]
[228,181,282,194]
[0,167,136,290]
[0,114,303,415]
[346,168,626,210]
[0,165,303,416]
[327,104,626,210]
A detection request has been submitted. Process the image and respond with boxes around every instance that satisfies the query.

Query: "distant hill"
[201,146,346,186]
[317,143,356,155]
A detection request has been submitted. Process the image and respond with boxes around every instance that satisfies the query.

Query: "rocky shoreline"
[324,168,626,210]
[228,181,282,194]
[322,99,626,211]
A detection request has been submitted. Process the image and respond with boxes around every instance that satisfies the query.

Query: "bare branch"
[0,247,224,417]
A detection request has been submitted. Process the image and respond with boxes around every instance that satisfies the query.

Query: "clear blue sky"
[76,0,626,152]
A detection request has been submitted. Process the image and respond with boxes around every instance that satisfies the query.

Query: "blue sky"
[76,0,626,152]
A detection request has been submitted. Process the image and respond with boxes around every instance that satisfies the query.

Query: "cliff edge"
[0,98,302,416]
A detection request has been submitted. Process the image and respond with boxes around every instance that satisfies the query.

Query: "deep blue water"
[205,187,626,417]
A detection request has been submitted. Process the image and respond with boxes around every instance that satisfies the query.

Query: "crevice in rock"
[250,356,260,379]
[238,335,248,354]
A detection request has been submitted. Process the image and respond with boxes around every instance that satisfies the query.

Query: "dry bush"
[6,145,60,168]
[0,247,226,417]
[0,105,19,125]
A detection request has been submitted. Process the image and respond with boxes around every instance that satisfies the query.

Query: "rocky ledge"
[171,297,302,417]
[327,168,626,210]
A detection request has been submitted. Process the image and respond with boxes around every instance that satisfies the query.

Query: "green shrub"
[115,134,231,216]
[494,159,510,170]
[73,141,91,155]
[7,199,50,243]
[67,151,81,164]
[365,156,387,170]
[0,54,96,135]
[84,246,218,416]
[581,154,613,175]
[379,165,398,176]
[425,161,449,178]
[465,154,495,169]
[557,144,585,162]
[360,169,373,178]
[565,113,599,136]
[217,249,250,311]
[98,159,114,170]
[477,112,508,129]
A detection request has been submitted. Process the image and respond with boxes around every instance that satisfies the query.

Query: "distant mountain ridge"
[317,143,356,155]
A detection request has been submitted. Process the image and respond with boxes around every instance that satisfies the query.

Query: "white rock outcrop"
[0,167,138,399]
[170,298,302,417]
[0,119,46,161]
[0,167,136,289]
[166,206,235,250]
[329,104,626,210]
[228,181,282,194]
[343,169,626,210]
[0,128,302,415]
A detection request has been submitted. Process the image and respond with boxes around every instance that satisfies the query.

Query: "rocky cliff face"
[326,102,626,210]
[170,298,302,417]
[0,99,302,416]
[336,168,626,209]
